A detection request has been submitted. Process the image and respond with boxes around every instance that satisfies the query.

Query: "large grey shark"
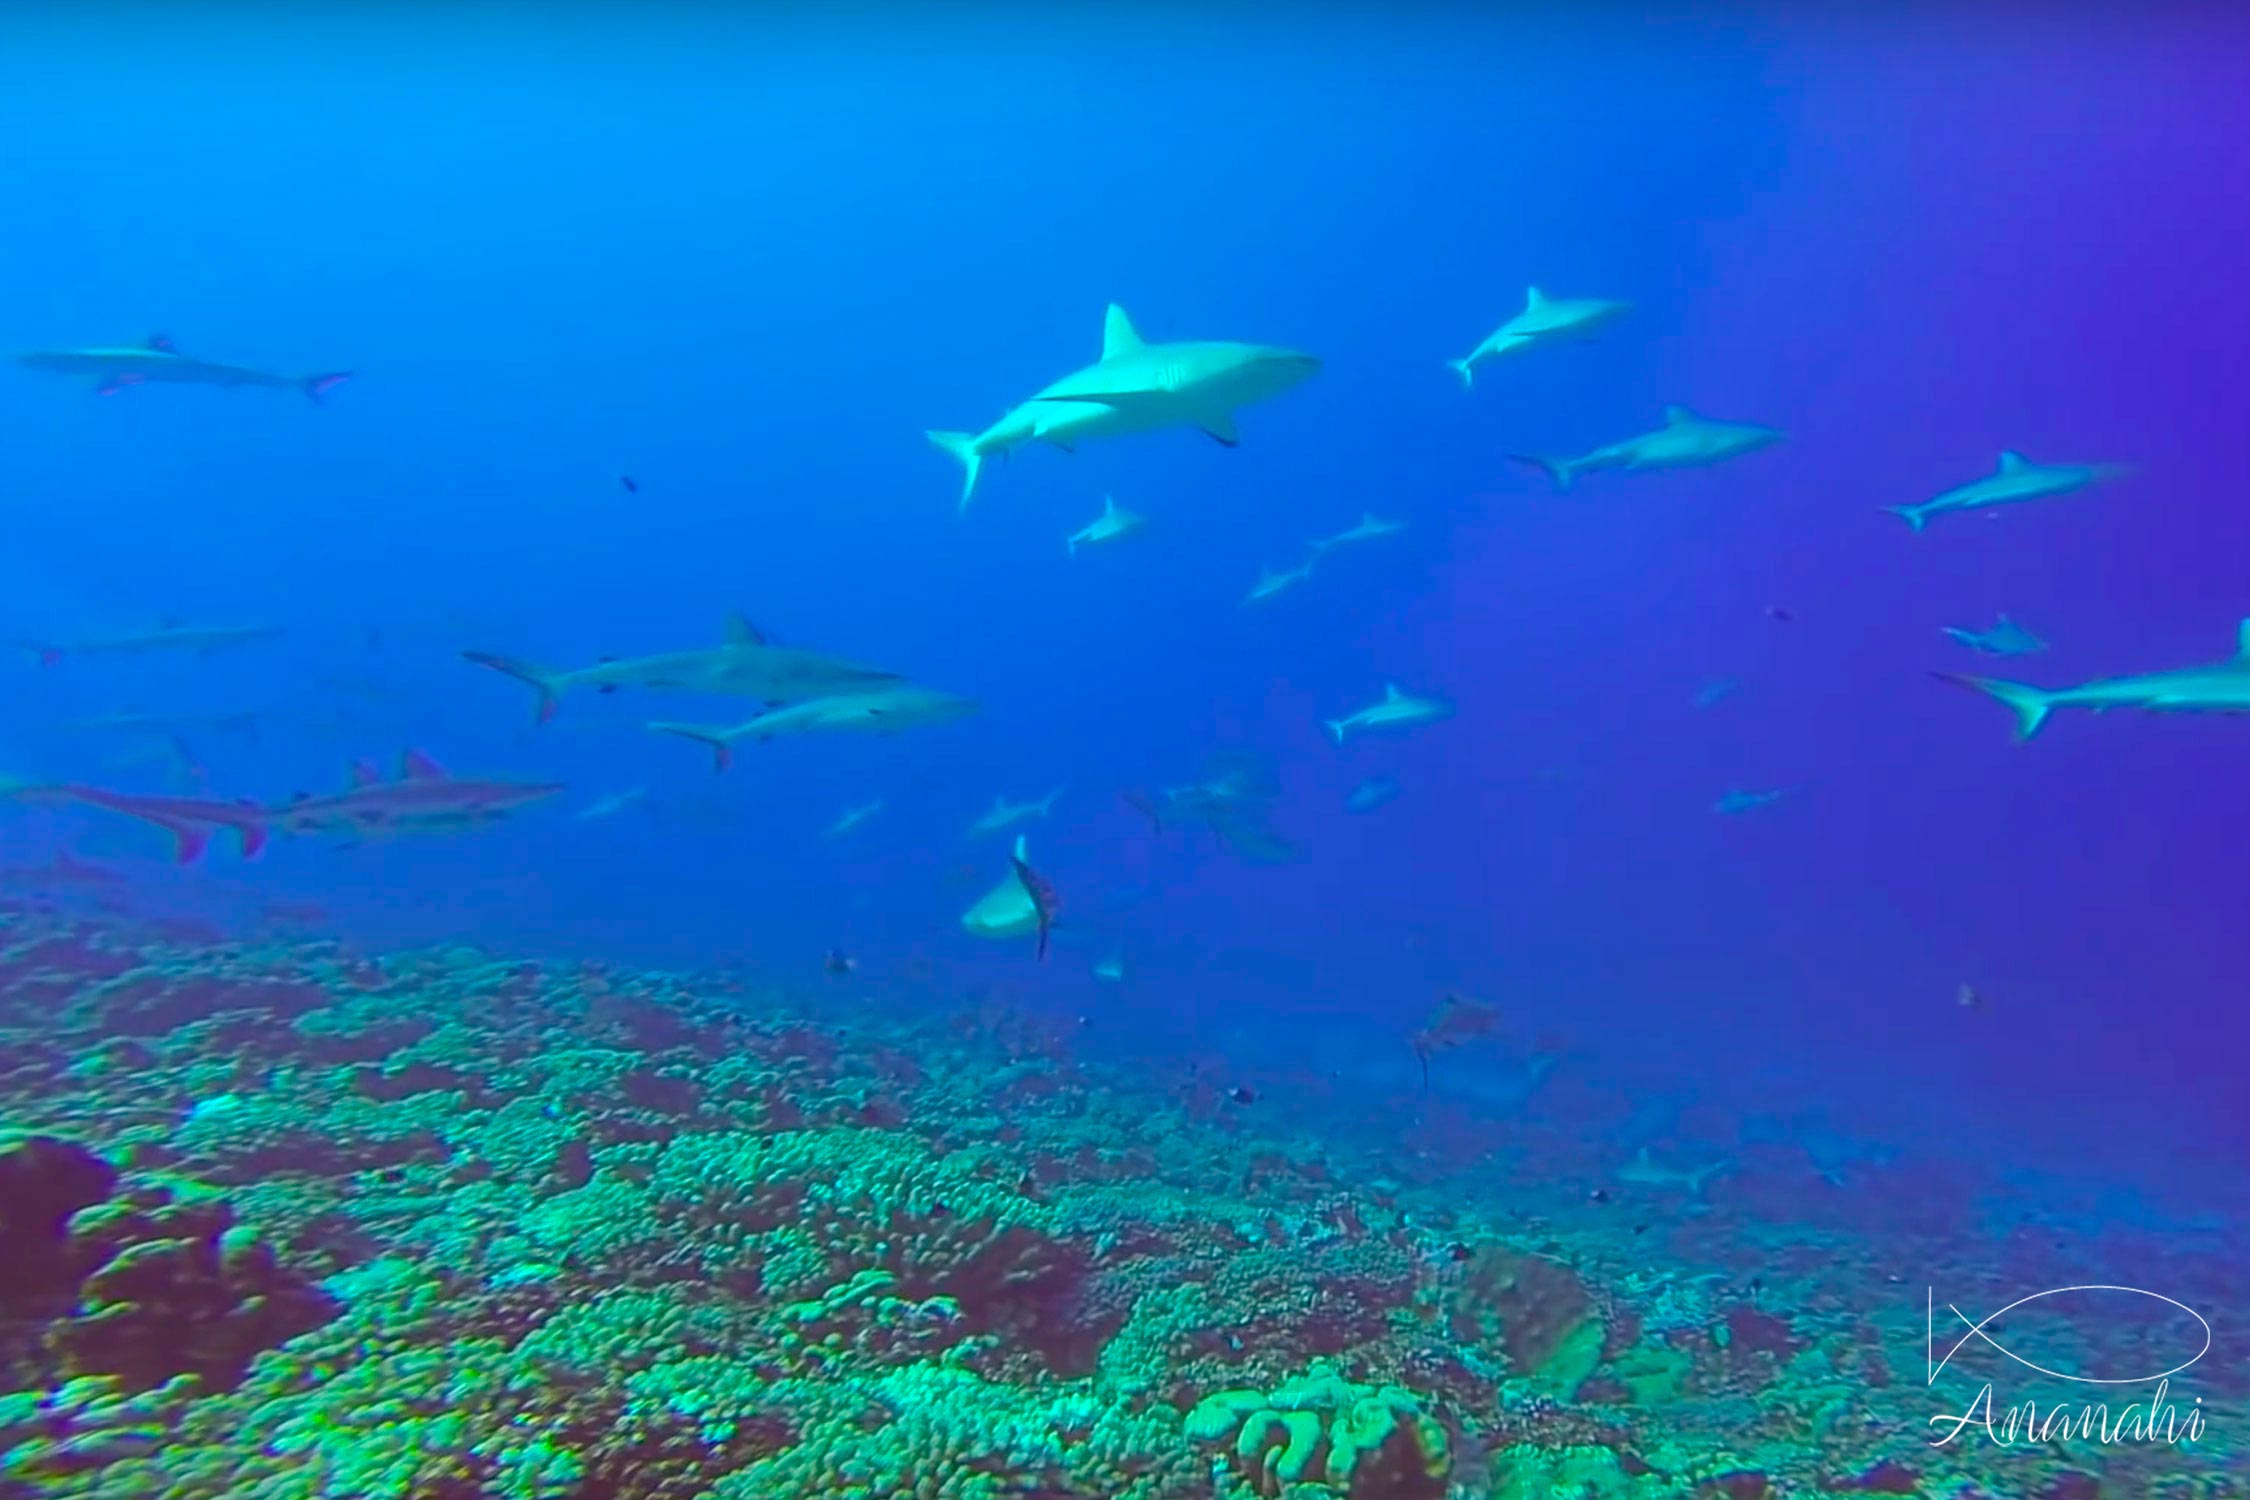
[1941,620,2250,739]
[926,305,1318,509]
[11,622,282,666]
[968,787,1064,838]
[14,335,350,402]
[1886,451,2125,533]
[1447,285,1629,388]
[1243,558,1319,606]
[649,685,977,770]
[1511,405,1784,492]
[464,614,903,724]
[272,751,561,841]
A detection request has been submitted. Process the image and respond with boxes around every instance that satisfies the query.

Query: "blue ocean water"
[1,1,2244,1247]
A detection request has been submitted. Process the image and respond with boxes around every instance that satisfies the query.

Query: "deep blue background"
[2,5,2245,1209]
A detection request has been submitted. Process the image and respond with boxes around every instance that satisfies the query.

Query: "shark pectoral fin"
[1197,415,1240,447]
[2234,618,2250,659]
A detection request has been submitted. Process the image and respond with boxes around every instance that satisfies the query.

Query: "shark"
[574,786,652,821]
[1713,787,1789,816]
[14,335,350,402]
[926,304,1318,509]
[1324,683,1454,744]
[1344,775,1401,814]
[1511,405,1784,492]
[1942,614,2048,657]
[961,835,1043,941]
[12,622,282,666]
[463,614,903,724]
[650,685,978,771]
[1244,558,1319,606]
[1447,285,1630,388]
[1693,677,1742,710]
[1614,1146,1730,1198]
[1066,496,1146,556]
[825,799,887,839]
[1940,619,2250,740]
[1885,451,2126,533]
[1126,753,1303,864]
[62,786,271,863]
[271,751,561,840]
[1308,511,1407,555]
[969,787,1064,837]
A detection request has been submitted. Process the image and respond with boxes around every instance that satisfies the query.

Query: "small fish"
[1589,1188,1612,1204]
[1766,605,1796,625]
[1942,615,2047,658]
[1957,981,1984,1010]
[1713,787,1788,816]
[619,475,640,494]
[1693,678,1741,710]
[1227,1085,1257,1105]
[824,949,857,977]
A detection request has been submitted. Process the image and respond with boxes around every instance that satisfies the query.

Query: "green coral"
[1185,1363,1450,1499]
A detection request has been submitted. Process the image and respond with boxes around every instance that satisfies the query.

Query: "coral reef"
[0,901,2240,1500]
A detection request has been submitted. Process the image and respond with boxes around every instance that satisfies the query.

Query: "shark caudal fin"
[1507,454,1575,493]
[1883,504,1929,533]
[647,722,735,773]
[926,430,983,512]
[461,651,561,725]
[1936,673,2055,740]
[1323,719,1348,745]
[299,372,352,405]
[1446,357,1476,390]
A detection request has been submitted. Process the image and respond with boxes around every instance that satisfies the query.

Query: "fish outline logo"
[1927,1284,2211,1387]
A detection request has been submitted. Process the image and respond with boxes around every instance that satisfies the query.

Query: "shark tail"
[1507,454,1575,494]
[237,804,272,859]
[926,430,983,512]
[462,651,560,725]
[1065,535,1079,558]
[1882,504,1928,533]
[1936,672,2054,740]
[1446,357,1476,390]
[299,372,352,405]
[648,722,735,773]
[1323,719,1348,746]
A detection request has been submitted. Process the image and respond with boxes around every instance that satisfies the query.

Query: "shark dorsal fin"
[402,749,447,780]
[1998,450,2029,473]
[144,334,177,353]
[1524,286,1548,308]
[1101,305,1144,361]
[349,759,382,788]
[1101,495,1117,517]
[2236,619,2250,660]
[1663,404,1695,425]
[1384,682,1403,700]
[723,612,766,646]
